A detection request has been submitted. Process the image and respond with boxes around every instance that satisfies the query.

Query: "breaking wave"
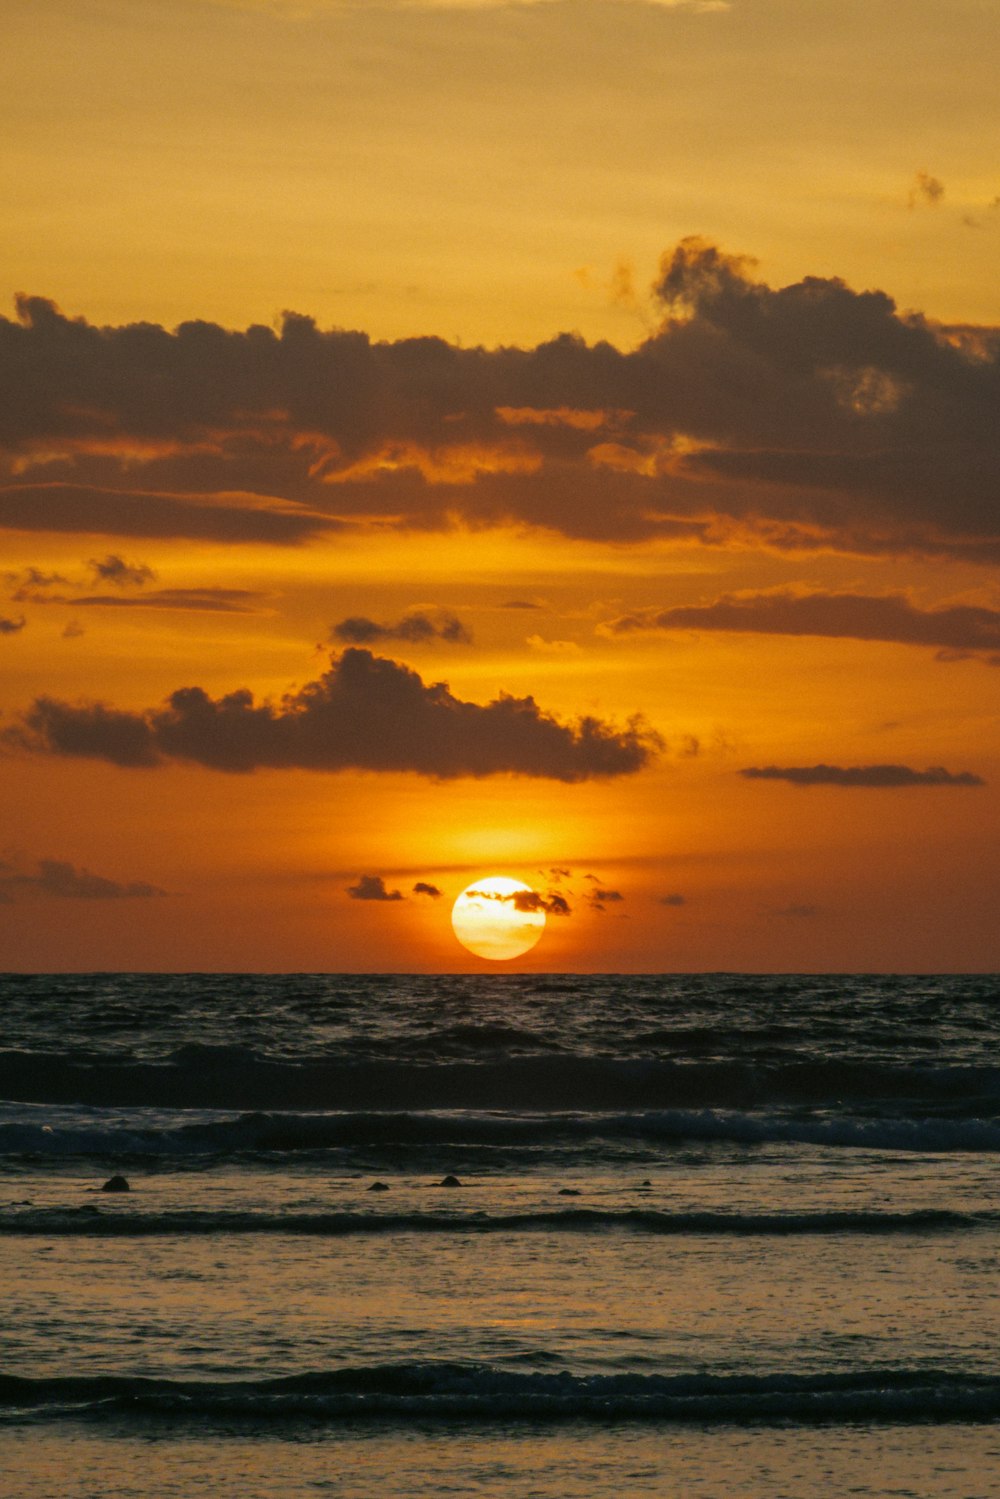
[0,1205,993,1237]
[3,1048,1000,1116]
[5,1364,1000,1427]
[5,1104,1000,1161]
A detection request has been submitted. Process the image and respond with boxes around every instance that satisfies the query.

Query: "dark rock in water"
[100,1175,130,1193]
[368,1181,390,1192]
[557,1188,581,1197]
[438,1175,462,1188]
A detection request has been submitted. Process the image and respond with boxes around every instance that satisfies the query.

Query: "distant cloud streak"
[603,590,1000,656]
[332,610,470,644]
[1,858,167,900]
[740,764,984,788]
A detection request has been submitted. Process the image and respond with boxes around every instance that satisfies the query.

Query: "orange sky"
[1,0,998,971]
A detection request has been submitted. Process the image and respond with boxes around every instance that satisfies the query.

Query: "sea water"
[2,973,1000,1497]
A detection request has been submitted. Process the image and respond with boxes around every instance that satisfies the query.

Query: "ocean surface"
[3,972,1000,1497]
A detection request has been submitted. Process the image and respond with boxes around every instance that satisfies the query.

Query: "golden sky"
[1,0,998,970]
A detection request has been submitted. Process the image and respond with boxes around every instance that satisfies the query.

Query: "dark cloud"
[6,558,262,613]
[68,588,266,613]
[909,170,945,208]
[588,887,623,912]
[1,614,25,635]
[12,699,161,768]
[0,483,335,545]
[332,610,470,645]
[466,887,571,916]
[347,874,403,901]
[10,648,658,780]
[659,893,686,906]
[740,764,985,788]
[1,858,167,900]
[89,554,155,587]
[2,249,999,559]
[604,590,1000,656]
[6,566,69,599]
[412,881,443,899]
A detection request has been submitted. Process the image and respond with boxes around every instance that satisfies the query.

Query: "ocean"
[2,972,1000,1497]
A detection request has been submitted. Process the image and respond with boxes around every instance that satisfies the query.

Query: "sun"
[451,876,545,961]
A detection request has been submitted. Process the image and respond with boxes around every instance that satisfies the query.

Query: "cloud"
[1,614,25,635]
[347,874,403,901]
[62,620,84,639]
[908,170,945,208]
[10,648,659,780]
[526,634,581,654]
[3,244,999,561]
[0,858,167,900]
[89,554,156,587]
[602,590,1000,657]
[468,887,571,915]
[6,558,263,614]
[413,881,443,898]
[587,886,623,912]
[6,566,69,599]
[740,764,985,788]
[332,610,470,645]
[659,893,685,905]
[67,588,267,614]
[0,483,336,545]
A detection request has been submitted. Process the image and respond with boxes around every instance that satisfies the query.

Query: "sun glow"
[451,876,546,961]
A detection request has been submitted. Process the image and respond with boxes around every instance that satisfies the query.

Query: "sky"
[1,0,998,971]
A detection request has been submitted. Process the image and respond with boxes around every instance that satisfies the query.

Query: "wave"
[3,1048,1000,1115]
[0,1206,993,1238]
[4,1363,1000,1427]
[5,1106,1000,1160]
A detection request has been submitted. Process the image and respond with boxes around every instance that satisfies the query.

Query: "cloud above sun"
[8,648,659,780]
[4,240,998,562]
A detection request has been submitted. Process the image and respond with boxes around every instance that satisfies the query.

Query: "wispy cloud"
[740,764,984,788]
[602,590,1000,658]
[88,554,156,587]
[0,858,167,901]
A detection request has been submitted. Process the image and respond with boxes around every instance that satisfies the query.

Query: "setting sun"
[451,877,546,962]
